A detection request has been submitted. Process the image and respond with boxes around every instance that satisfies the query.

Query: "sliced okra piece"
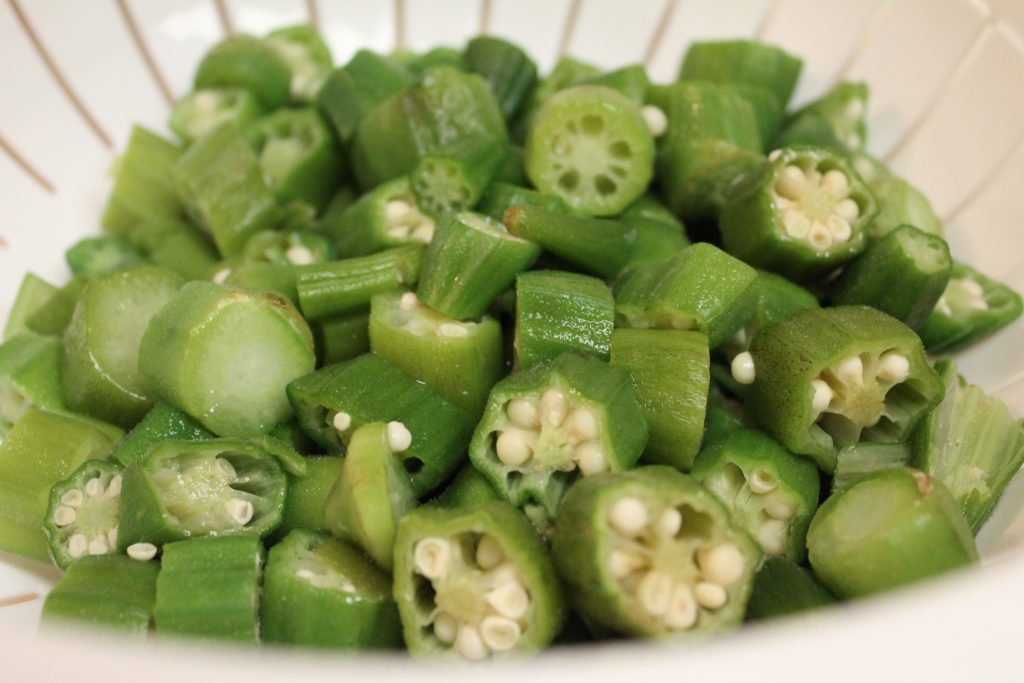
[369,290,504,418]
[912,359,1024,534]
[807,468,977,598]
[476,182,571,222]
[249,433,308,477]
[721,270,820,360]
[296,244,424,321]
[405,46,468,75]
[265,25,332,102]
[679,40,802,106]
[247,107,345,213]
[64,236,146,277]
[514,270,614,369]
[719,146,878,280]
[552,466,761,637]
[774,82,870,155]
[510,55,600,142]
[118,438,286,549]
[241,229,336,267]
[110,403,212,467]
[492,144,527,185]
[469,353,648,522]
[830,224,951,331]
[432,464,501,509]
[653,81,763,220]
[0,409,122,562]
[745,556,834,621]
[831,441,912,493]
[613,243,759,349]
[174,123,282,258]
[525,85,654,217]
[263,530,402,649]
[321,185,358,223]
[317,49,415,143]
[324,422,418,569]
[729,83,784,150]
[224,263,300,307]
[464,35,538,121]
[194,34,291,108]
[617,194,690,268]
[418,211,540,320]
[609,329,709,471]
[0,334,63,436]
[313,310,371,366]
[128,219,220,282]
[139,282,315,437]
[286,353,474,495]
[702,385,754,448]
[868,175,944,238]
[746,306,944,471]
[504,204,636,278]
[920,261,1023,354]
[44,459,123,569]
[3,272,57,341]
[691,429,820,560]
[154,535,264,643]
[169,87,266,144]
[267,420,318,457]
[61,266,185,428]
[24,276,87,337]
[324,177,436,257]
[578,65,650,105]
[393,501,565,660]
[275,456,343,539]
[101,126,184,236]
[41,555,158,637]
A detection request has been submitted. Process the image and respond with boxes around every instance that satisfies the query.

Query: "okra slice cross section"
[552,466,761,637]
[44,459,124,569]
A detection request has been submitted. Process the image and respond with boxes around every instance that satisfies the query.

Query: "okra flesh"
[0,334,63,435]
[276,457,343,538]
[265,25,333,102]
[3,273,58,341]
[921,262,1023,354]
[324,177,436,257]
[745,556,834,621]
[169,87,266,144]
[44,459,123,569]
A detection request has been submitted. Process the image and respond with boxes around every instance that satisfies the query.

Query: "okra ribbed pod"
[417,211,540,320]
[552,466,761,638]
[920,262,1023,354]
[24,277,87,337]
[745,556,834,621]
[3,273,57,341]
[223,263,300,307]
[41,555,158,637]
[511,56,600,142]
[241,230,336,268]
[465,36,538,121]
[276,457,343,538]
[678,40,802,108]
[432,464,501,508]
[617,195,689,268]
[869,175,944,238]
[403,46,468,76]
[128,219,220,282]
[263,530,402,649]
[579,65,650,104]
[609,329,709,471]
[393,501,565,660]
[265,25,332,102]
[721,270,820,361]
[476,182,571,222]
[169,87,266,144]
[43,459,123,569]
[317,49,415,143]
[730,83,784,150]
[0,334,63,436]
[101,126,184,236]
[514,270,614,369]
[774,82,869,155]
[64,236,146,277]
[194,35,291,109]
[313,311,371,366]
[109,403,211,467]
[831,441,912,493]
[323,177,436,257]
[154,535,264,643]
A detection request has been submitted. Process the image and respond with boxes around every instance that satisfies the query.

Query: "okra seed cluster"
[394,293,475,338]
[57,475,121,560]
[701,465,799,556]
[935,277,988,317]
[811,351,910,429]
[383,199,436,243]
[771,164,860,251]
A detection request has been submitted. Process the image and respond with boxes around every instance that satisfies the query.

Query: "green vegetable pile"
[1,27,1022,658]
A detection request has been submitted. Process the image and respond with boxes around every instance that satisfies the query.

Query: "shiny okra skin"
[476,182,571,222]
[3,273,57,341]
[44,459,123,569]
[169,87,266,144]
[100,126,184,237]
[774,82,869,156]
[830,441,911,493]
[616,195,690,269]
[0,333,63,436]
[275,456,343,539]
[432,464,501,509]
[317,49,415,143]
[24,277,87,337]
[194,35,292,109]
[109,403,212,467]
[64,237,146,277]
[313,310,371,366]
[464,35,538,121]
[920,261,1023,354]
[868,175,944,239]
[678,40,803,109]
[745,556,834,621]
[127,219,220,282]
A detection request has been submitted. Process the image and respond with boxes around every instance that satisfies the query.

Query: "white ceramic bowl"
[3,0,1024,680]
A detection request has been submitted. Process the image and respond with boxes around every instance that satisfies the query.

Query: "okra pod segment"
[169,87,266,144]
[720,270,820,359]
[24,277,87,337]
[128,219,220,282]
[3,273,57,341]
[616,195,690,269]
[323,177,436,257]
[313,310,371,366]
[679,40,803,109]
[276,456,343,538]
[241,229,337,267]
[476,182,572,222]
[0,333,63,436]
[64,236,146,277]
[464,35,538,121]
[101,126,184,236]
[393,501,565,660]
[552,466,761,638]
[745,556,834,621]
[774,82,869,156]
[868,174,944,238]
[920,261,1023,354]
[432,464,501,509]
[831,441,912,493]
[265,24,333,102]
[317,49,415,143]
[109,402,212,467]
[193,34,292,109]
[44,459,124,569]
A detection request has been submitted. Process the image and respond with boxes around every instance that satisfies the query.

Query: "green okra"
[730,83,784,150]
[514,270,614,369]
[774,82,869,156]
[393,501,565,660]
[324,422,418,569]
[262,530,403,649]
[118,438,287,549]
[169,87,266,144]
[609,329,709,471]
[721,270,821,359]
[831,441,912,493]
[702,384,753,447]
[286,353,474,496]
[920,261,1023,354]
[476,182,571,222]
[241,230,337,267]
[223,263,300,307]
[679,40,802,107]
[912,359,1024,534]
[276,456,343,538]
[194,34,292,109]
[469,353,648,522]
[504,204,636,279]
[317,49,415,143]
[61,266,185,429]
[323,177,436,257]
[267,420,318,456]
[64,236,146,277]
[3,273,57,341]
[868,175,944,238]
[745,556,834,621]
[110,403,212,467]
[0,333,63,436]
[128,219,220,282]
[746,306,944,472]
[41,555,159,637]
[404,46,468,76]
[25,277,87,337]
[691,429,820,561]
[139,281,315,438]
[464,35,538,121]
[313,310,371,366]
[510,55,600,143]
[613,243,759,349]
[578,65,650,104]
[616,195,690,268]
[830,224,951,331]
[101,126,184,236]
[369,290,504,418]
[719,146,878,281]
[525,85,654,217]
[265,25,333,102]
[807,468,977,598]
[43,459,123,569]
[552,466,761,638]
[296,244,424,321]
[491,145,527,185]
[432,464,501,509]
[154,535,265,643]
[247,433,308,477]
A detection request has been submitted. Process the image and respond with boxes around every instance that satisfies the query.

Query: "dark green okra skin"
[432,464,501,508]
[912,359,1024,534]
[275,457,343,539]
[401,46,468,75]
[263,530,403,649]
[3,273,58,341]
[464,35,538,121]
[806,468,978,598]
[169,87,266,144]
[154,535,265,643]
[746,306,944,472]
[719,146,878,281]
[194,34,292,109]
[313,310,371,366]
[729,83,785,151]
[515,270,615,369]
[579,64,650,104]
[109,403,212,467]
[322,177,435,257]
[745,556,834,621]
[774,82,869,156]
[64,236,146,277]
[830,224,951,332]
[317,49,415,143]
[473,182,571,223]
[920,261,1023,354]
[469,352,648,522]
[0,333,64,436]
[552,466,761,638]
[868,175,944,238]
[831,441,912,493]
[101,126,184,236]
[44,459,123,569]
[616,195,690,268]
[721,270,821,359]
[613,243,759,349]
[609,329,709,471]
[393,501,565,660]
[691,429,820,561]
[41,555,159,637]
[265,24,333,102]
[678,40,803,109]
[128,219,220,282]
[510,56,600,143]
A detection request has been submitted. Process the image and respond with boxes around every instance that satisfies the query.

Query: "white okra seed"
[808,222,833,250]
[765,499,796,520]
[641,105,668,137]
[775,166,807,199]
[107,526,118,549]
[127,543,158,562]
[654,508,682,538]
[54,506,76,527]
[212,268,232,284]
[637,570,673,616]
[608,497,649,537]
[476,535,505,571]
[835,356,864,386]
[400,292,419,310]
[387,421,413,452]
[454,625,489,661]
[480,616,522,651]
[296,569,316,581]
[757,519,787,555]
[286,245,314,266]
[565,408,600,444]
[68,534,88,559]
[84,478,103,498]
[782,209,810,239]
[506,398,540,429]
[88,536,109,556]
[810,378,834,413]
[105,475,122,498]
[731,352,756,385]
[540,389,568,427]
[217,457,237,480]
[608,550,646,578]
[820,169,850,198]
[665,583,698,629]
[61,489,84,508]
[836,198,860,221]
[694,581,728,609]
[495,429,533,467]
[827,215,852,241]
[768,149,783,162]
[747,468,778,495]
[485,582,530,620]
[439,323,469,338]
[961,278,984,297]
[432,612,458,645]
[384,200,411,221]
[412,220,436,242]
[696,544,745,586]
[225,499,255,525]
[413,537,451,580]
[575,444,608,476]
[877,352,910,384]
[332,411,352,432]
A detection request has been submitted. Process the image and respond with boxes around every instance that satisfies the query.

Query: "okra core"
[810,350,911,444]
[771,162,860,251]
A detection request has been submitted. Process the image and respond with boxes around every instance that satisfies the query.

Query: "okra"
[830,224,951,331]
[746,306,944,472]
[317,49,415,143]
[276,456,343,538]
[110,403,212,467]
[552,466,761,637]
[702,384,753,447]
[194,35,291,109]
[806,468,977,598]
[324,177,435,258]
[101,126,184,236]
[774,82,869,156]
[476,182,571,222]
[64,236,146,277]
[263,530,403,649]
[920,262,1023,354]
[514,270,614,369]
[721,270,820,359]
[41,555,158,637]
[869,175,944,238]
[510,56,600,143]
[579,65,650,105]
[679,40,802,109]
[43,459,123,569]
[617,195,690,268]
[154,535,264,643]
[469,353,648,521]
[432,464,501,509]
[492,145,527,185]
[24,277,87,337]
[313,310,371,366]
[609,329,709,471]
[222,263,300,307]
[465,35,538,121]
[169,87,266,144]
[0,334,63,436]
[266,25,333,102]
[745,556,834,621]
[404,46,468,76]
[393,501,565,660]
[241,230,336,267]
[831,441,912,493]
[730,83,785,150]
[3,273,57,341]
[128,219,220,282]
[139,282,315,437]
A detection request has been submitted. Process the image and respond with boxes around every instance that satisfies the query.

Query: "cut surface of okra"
[920,261,1023,354]
[323,177,436,257]
[44,459,124,569]
[0,333,63,436]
